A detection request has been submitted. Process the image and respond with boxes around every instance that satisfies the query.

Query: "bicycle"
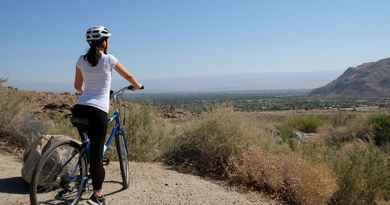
[29,85,144,205]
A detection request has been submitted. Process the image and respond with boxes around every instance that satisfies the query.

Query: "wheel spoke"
[30,142,87,205]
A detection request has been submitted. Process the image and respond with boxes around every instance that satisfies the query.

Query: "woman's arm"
[74,66,84,93]
[114,63,143,89]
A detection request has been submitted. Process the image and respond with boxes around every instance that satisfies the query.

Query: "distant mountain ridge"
[309,57,390,97]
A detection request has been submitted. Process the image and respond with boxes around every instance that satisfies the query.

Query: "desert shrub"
[0,89,47,147]
[331,143,390,205]
[229,148,337,205]
[166,106,338,204]
[285,115,324,133]
[369,114,390,148]
[166,106,262,177]
[121,103,174,161]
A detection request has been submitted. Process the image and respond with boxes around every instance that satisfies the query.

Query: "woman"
[72,25,142,205]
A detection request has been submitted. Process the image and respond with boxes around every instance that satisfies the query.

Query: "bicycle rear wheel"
[115,132,130,189]
[30,140,87,205]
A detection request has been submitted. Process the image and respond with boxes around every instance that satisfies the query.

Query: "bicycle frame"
[103,111,122,155]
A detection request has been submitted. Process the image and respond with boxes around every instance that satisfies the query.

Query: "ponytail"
[84,37,108,67]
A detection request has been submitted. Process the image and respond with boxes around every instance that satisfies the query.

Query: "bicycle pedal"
[103,158,110,165]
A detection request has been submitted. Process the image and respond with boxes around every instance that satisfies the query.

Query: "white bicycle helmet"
[86,26,111,43]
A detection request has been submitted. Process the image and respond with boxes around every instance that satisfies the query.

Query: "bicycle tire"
[30,140,87,205]
[116,132,130,189]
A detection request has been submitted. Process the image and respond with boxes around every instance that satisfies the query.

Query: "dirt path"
[0,153,276,205]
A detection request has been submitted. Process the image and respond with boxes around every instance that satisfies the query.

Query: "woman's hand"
[128,84,144,90]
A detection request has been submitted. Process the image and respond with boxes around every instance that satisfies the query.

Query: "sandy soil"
[0,153,277,205]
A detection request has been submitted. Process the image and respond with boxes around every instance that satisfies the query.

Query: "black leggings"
[71,104,107,191]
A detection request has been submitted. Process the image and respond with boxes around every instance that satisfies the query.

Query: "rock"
[21,135,79,184]
[21,135,51,183]
[43,103,71,111]
[293,131,317,141]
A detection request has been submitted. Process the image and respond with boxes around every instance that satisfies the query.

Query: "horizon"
[2,1,390,92]
[6,69,342,93]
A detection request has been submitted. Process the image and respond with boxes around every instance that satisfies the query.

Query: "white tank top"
[76,53,118,113]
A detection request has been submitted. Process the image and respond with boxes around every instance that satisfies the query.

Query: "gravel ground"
[0,153,277,205]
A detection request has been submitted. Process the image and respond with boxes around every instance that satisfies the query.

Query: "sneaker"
[87,194,106,205]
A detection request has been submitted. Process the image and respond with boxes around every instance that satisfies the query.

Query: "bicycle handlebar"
[110,85,144,100]
[127,85,145,90]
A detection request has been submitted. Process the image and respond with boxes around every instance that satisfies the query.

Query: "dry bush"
[166,105,262,177]
[229,148,337,205]
[0,88,47,148]
[326,113,372,146]
[121,103,175,161]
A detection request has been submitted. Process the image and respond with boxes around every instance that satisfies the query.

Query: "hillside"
[309,57,390,97]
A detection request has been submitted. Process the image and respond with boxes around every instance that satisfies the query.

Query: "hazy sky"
[2,0,390,91]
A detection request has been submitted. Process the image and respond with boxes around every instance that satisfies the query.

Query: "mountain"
[309,57,390,97]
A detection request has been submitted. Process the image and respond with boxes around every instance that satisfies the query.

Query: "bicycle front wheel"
[116,132,130,189]
[30,140,87,205]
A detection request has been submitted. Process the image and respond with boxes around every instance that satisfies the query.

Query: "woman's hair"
[84,37,108,66]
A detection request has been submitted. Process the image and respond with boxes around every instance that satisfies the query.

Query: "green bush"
[276,124,295,142]
[331,143,390,205]
[370,114,390,147]
[285,115,323,133]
